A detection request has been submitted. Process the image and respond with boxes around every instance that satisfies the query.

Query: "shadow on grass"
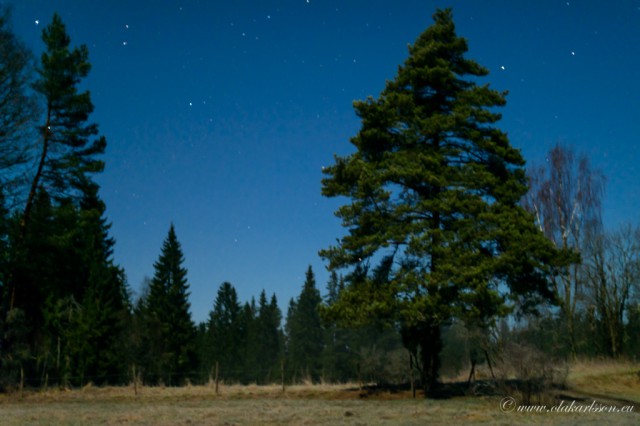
[354,377,638,414]
[352,378,564,401]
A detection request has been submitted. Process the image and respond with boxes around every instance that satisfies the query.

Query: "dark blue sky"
[7,1,640,323]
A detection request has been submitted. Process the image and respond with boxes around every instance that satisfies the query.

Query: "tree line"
[0,9,401,389]
[0,8,637,393]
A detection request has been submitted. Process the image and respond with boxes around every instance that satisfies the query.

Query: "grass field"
[565,359,640,405]
[0,361,637,425]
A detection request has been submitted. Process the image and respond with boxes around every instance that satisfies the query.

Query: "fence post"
[409,353,416,399]
[20,365,24,398]
[215,361,219,395]
[132,364,138,396]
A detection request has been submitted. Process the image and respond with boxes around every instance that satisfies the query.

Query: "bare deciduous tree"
[523,144,606,357]
[0,7,37,203]
[585,225,640,358]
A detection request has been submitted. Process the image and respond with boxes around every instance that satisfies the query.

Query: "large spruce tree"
[320,9,567,393]
[142,224,196,385]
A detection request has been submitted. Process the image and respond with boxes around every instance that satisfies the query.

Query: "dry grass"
[566,358,640,404]
[0,386,496,426]
[0,361,637,425]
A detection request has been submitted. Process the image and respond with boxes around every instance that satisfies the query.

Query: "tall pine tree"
[22,13,105,230]
[7,11,106,314]
[320,9,568,393]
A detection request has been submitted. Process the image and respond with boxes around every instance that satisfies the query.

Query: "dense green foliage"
[320,8,571,392]
[199,286,285,384]
[1,10,129,389]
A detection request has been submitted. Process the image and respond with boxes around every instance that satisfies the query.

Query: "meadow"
[0,360,637,425]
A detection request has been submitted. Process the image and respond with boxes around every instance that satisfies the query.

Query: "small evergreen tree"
[254,291,283,383]
[321,271,355,383]
[239,298,258,383]
[206,282,242,382]
[142,224,196,385]
[285,266,324,382]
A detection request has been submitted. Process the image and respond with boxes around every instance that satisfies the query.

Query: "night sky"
[6,1,640,323]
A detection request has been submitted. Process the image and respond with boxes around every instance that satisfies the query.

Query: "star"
[34,19,39,25]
